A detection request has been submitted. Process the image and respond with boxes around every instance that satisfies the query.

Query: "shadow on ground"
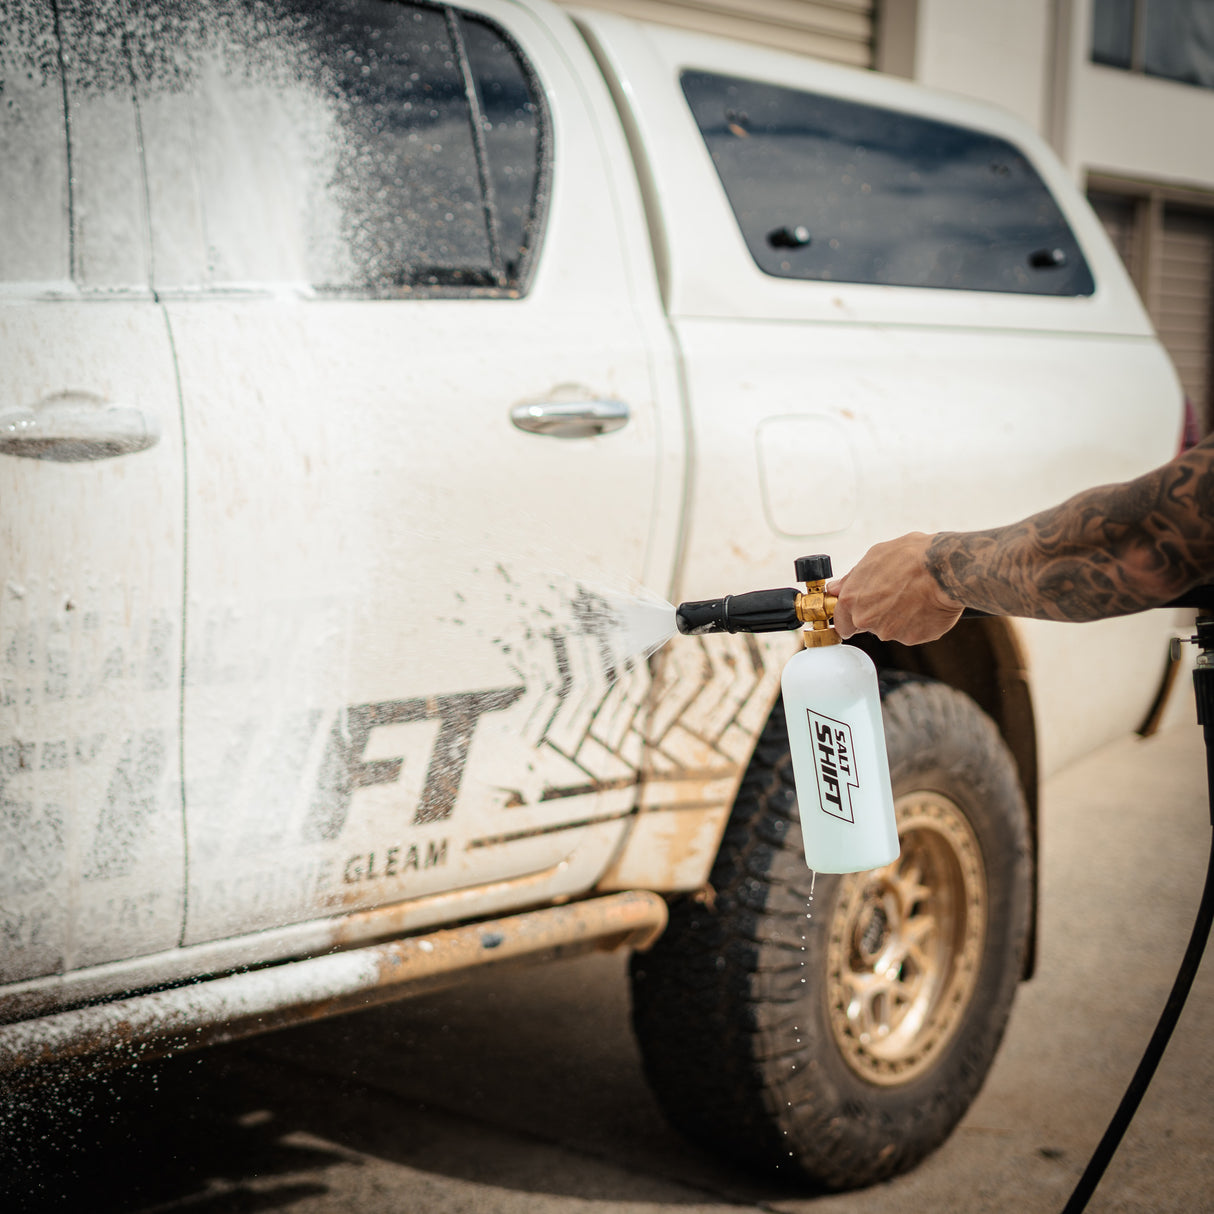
[0,951,793,1213]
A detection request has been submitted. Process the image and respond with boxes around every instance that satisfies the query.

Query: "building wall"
[1067,40,1214,188]
[909,0,1055,136]
[895,0,1214,192]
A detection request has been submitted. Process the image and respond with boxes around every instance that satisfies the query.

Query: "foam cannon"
[676,555,898,874]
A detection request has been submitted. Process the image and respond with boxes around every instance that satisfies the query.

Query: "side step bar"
[0,890,667,1080]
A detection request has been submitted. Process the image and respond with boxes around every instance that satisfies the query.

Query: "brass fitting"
[795,580,841,647]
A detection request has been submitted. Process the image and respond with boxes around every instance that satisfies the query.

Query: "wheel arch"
[606,621,1040,978]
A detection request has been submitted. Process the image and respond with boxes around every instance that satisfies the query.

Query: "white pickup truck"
[0,0,1185,1192]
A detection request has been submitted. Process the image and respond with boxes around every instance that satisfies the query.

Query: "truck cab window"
[0,2,77,287]
[682,69,1095,296]
[82,0,550,296]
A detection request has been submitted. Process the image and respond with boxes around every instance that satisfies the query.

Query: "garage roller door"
[1157,209,1214,431]
[558,0,875,67]
[1090,189,1214,432]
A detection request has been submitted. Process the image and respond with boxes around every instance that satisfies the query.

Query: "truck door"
[130,0,674,943]
[0,2,186,982]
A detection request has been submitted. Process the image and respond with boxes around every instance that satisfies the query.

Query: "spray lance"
[676,554,899,874]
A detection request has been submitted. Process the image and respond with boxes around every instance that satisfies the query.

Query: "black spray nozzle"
[675,586,801,635]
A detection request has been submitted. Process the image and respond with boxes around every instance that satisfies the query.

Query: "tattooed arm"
[829,434,1214,645]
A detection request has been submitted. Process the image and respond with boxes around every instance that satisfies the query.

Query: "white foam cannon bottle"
[675,554,899,873]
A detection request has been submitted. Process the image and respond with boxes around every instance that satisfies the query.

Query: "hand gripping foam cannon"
[676,555,899,874]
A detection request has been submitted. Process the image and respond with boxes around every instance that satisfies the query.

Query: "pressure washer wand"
[675,587,802,635]
[676,557,898,874]
[675,557,836,637]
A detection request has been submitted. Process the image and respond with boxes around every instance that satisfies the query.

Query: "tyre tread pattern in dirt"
[629,672,1032,1191]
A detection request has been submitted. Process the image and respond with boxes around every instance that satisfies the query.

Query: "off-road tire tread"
[630,676,1031,1191]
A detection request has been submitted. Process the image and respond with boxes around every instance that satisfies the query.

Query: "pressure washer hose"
[1063,603,1214,1212]
[1061,828,1214,1212]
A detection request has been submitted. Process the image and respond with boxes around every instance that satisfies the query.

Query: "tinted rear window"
[682,70,1094,297]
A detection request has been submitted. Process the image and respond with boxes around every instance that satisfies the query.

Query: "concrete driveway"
[3,722,1212,1213]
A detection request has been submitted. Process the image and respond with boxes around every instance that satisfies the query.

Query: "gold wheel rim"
[825,792,986,1086]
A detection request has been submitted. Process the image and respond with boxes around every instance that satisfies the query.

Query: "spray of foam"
[583,584,678,675]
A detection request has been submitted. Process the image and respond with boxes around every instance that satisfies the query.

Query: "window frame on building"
[1090,0,1214,91]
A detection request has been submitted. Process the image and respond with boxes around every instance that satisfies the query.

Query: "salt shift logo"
[807,711,860,823]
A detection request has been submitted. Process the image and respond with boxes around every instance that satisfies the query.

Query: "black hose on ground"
[1061,828,1214,1212]
[1061,619,1214,1213]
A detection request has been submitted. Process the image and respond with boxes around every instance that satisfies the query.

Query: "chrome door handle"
[510,398,630,439]
[0,391,162,461]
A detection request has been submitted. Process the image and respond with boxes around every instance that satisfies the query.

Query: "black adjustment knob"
[794,554,832,582]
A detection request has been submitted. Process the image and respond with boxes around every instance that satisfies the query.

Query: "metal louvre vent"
[557,0,875,67]
[1090,182,1214,432]
[1157,210,1214,430]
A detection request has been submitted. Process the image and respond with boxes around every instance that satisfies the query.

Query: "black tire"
[629,673,1032,1191]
